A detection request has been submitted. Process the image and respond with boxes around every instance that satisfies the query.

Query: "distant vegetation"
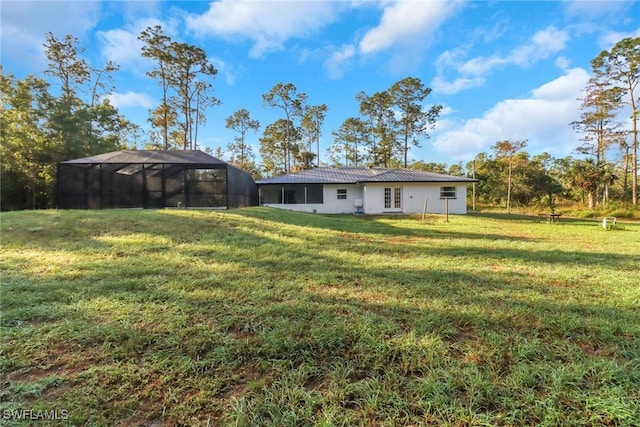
[463,141,640,219]
[2,208,639,425]
[1,28,638,213]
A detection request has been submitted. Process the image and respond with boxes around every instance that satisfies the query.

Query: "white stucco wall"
[363,183,468,214]
[261,184,363,214]
[260,182,469,214]
[322,184,364,213]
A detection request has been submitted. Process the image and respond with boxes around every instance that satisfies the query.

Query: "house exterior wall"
[260,182,469,214]
[363,183,468,214]
[323,184,364,213]
[261,184,363,214]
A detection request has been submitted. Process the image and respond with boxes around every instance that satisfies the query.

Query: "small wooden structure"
[538,213,561,223]
[602,217,617,229]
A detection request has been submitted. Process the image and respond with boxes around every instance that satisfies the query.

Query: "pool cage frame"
[57,150,257,209]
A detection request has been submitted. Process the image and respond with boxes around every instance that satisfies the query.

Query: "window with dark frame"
[440,186,456,198]
[337,189,347,200]
[261,184,324,204]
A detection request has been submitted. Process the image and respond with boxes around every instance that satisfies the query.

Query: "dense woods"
[1,29,638,213]
[1,34,138,211]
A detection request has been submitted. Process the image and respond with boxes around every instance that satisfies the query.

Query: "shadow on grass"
[2,208,639,426]
[470,211,639,226]
[230,207,540,242]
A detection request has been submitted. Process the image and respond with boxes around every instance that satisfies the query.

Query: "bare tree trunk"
[628,82,638,205]
[404,132,408,168]
[317,133,320,167]
[633,114,638,205]
[31,168,37,210]
[507,161,513,214]
[622,145,630,200]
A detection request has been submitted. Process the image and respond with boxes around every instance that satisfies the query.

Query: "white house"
[256,167,476,215]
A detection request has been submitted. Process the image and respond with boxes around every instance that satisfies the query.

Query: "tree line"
[1,28,638,211]
[572,37,639,207]
[1,34,139,211]
[464,140,636,214]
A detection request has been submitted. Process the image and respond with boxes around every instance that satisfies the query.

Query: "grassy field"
[1,208,639,426]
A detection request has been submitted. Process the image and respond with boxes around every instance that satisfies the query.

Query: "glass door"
[384,187,402,212]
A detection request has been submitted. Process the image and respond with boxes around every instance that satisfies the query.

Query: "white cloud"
[116,0,164,22]
[185,0,341,58]
[555,56,571,70]
[509,26,570,67]
[435,47,468,69]
[97,17,238,87]
[432,68,590,160]
[212,58,243,86]
[599,28,640,49]
[432,106,457,134]
[431,25,570,95]
[359,0,460,55]
[531,68,586,100]
[324,44,356,80]
[462,26,569,75]
[459,55,506,76]
[98,28,144,69]
[431,75,485,95]
[107,91,154,109]
[439,105,455,116]
[96,17,181,70]
[290,43,356,80]
[0,1,101,70]
[562,0,633,19]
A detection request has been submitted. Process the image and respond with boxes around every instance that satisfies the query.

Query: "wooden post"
[472,159,476,211]
[445,197,449,222]
[422,198,428,222]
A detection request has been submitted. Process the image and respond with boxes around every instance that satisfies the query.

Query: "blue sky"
[2,0,639,167]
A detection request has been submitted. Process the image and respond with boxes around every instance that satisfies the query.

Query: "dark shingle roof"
[61,150,226,165]
[257,167,476,185]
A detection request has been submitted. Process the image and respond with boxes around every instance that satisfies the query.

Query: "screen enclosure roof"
[60,150,226,166]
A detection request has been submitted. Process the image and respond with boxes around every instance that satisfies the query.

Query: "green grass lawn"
[1,208,639,426]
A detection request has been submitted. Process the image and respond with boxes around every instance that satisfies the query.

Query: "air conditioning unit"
[354,199,364,215]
